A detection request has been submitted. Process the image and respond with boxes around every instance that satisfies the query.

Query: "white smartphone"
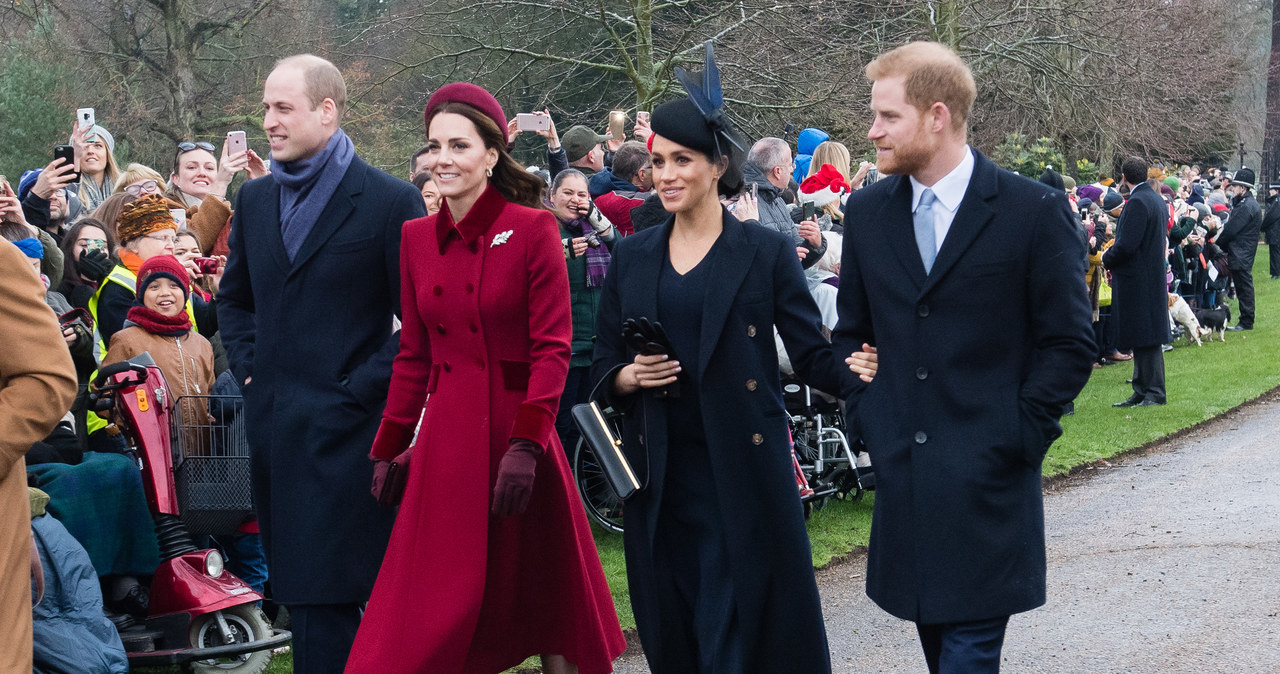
[77,108,95,130]
[169,209,188,228]
[515,113,550,132]
[226,130,247,155]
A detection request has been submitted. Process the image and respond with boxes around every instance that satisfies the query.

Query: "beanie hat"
[12,238,43,260]
[1160,184,1175,198]
[1039,167,1064,191]
[1062,175,1076,191]
[117,194,177,243]
[562,125,611,163]
[1163,176,1181,193]
[1101,189,1124,212]
[798,164,850,208]
[1212,202,1230,214]
[17,169,41,202]
[1207,191,1228,207]
[135,254,190,301]
[1100,177,1114,187]
[73,125,115,155]
[1076,197,1093,213]
[1078,184,1103,203]
[1193,202,1211,220]
[424,82,508,144]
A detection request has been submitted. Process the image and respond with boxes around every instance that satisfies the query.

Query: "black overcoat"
[1103,182,1172,349]
[833,150,1095,624]
[591,211,853,673]
[218,155,426,604]
[1216,191,1262,271]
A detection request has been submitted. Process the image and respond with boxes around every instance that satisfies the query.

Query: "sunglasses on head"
[177,141,216,153]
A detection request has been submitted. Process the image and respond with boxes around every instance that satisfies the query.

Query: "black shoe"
[1226,324,1252,331]
[1113,395,1143,408]
[1136,397,1167,407]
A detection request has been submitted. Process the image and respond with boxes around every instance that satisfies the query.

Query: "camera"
[194,257,220,275]
[584,232,602,249]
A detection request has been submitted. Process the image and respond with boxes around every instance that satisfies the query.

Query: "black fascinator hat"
[651,42,746,196]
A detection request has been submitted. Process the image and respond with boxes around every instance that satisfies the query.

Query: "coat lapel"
[877,174,929,289]
[256,179,291,273]
[631,215,669,324]
[920,150,998,297]
[697,212,756,379]
[287,157,366,275]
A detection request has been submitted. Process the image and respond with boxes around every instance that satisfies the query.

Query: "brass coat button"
[746,379,758,391]
[751,433,764,445]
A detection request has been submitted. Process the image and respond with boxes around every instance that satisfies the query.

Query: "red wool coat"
[346,186,625,673]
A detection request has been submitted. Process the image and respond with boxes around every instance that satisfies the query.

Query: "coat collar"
[436,184,507,253]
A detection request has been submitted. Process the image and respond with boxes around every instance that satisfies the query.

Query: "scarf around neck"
[569,216,610,288]
[271,128,355,261]
[125,305,192,336]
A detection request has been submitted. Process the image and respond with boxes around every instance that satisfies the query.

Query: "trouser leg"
[913,615,1009,674]
[1234,268,1255,327]
[288,603,362,674]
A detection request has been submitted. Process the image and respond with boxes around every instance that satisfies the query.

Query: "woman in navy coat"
[590,93,854,672]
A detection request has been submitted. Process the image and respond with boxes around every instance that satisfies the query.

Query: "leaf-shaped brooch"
[490,230,514,247]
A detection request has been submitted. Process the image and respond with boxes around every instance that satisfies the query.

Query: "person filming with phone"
[742,137,827,268]
[165,135,269,258]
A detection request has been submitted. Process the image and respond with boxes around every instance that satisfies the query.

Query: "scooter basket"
[171,396,255,536]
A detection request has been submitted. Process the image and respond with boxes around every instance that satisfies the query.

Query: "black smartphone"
[802,201,816,221]
[53,145,80,184]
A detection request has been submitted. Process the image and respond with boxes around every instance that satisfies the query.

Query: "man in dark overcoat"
[217,54,425,671]
[1104,157,1172,407]
[834,42,1095,672]
[1216,167,1262,330]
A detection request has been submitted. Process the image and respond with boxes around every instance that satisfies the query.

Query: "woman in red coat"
[345,83,625,674]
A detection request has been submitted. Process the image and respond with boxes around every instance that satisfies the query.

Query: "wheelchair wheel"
[573,438,625,533]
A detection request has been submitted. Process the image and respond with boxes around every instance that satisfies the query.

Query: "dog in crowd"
[1193,302,1231,342]
[1168,293,1211,346]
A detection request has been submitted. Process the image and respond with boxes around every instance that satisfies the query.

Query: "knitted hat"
[424,83,508,144]
[1212,202,1230,214]
[1159,184,1175,198]
[1039,167,1064,191]
[1078,184,1103,203]
[562,125,611,163]
[73,125,115,154]
[1062,175,1076,191]
[17,169,41,201]
[1100,177,1114,187]
[1163,176,1181,193]
[1076,197,1093,213]
[12,238,43,260]
[1193,202,1211,220]
[1101,189,1124,212]
[135,254,189,301]
[1207,191,1229,207]
[117,194,177,243]
[798,164,850,208]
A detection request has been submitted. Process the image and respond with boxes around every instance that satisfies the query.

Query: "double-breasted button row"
[746,379,758,391]
[747,324,757,337]
[751,433,764,445]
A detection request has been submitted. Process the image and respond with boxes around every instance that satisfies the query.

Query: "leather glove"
[76,249,112,283]
[491,438,543,517]
[370,447,412,507]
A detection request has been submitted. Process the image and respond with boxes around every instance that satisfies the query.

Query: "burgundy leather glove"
[370,447,412,507]
[491,439,543,517]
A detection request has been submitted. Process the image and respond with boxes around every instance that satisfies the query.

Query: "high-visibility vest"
[88,264,199,360]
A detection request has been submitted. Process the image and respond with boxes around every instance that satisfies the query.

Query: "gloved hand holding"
[585,202,613,234]
[491,438,543,517]
[76,249,112,283]
[370,446,412,507]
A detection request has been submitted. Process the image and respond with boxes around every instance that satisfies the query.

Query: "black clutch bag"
[571,372,647,500]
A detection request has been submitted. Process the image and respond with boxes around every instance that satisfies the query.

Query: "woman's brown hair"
[429,102,545,208]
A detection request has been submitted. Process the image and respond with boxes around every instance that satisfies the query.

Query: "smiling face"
[419,178,440,215]
[550,174,591,221]
[142,276,185,317]
[172,149,218,198]
[867,75,937,177]
[127,227,177,261]
[263,65,335,163]
[649,135,723,214]
[82,138,107,178]
[423,112,498,207]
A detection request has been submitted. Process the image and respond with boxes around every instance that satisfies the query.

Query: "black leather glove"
[491,439,543,517]
[76,249,112,283]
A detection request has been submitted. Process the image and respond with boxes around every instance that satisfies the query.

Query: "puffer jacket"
[102,325,215,456]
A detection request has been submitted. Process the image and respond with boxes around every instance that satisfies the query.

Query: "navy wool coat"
[833,150,1095,624]
[1102,182,1172,350]
[591,211,853,673]
[218,155,426,604]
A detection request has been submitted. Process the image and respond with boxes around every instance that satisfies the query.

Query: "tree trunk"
[1264,0,1280,187]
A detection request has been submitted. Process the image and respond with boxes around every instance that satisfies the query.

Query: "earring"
[486,167,493,178]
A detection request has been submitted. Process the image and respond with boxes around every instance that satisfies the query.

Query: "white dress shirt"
[909,146,976,257]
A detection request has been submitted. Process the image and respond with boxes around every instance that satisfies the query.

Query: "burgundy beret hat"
[424,83,508,144]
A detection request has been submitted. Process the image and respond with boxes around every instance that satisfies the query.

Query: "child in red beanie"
[102,255,214,454]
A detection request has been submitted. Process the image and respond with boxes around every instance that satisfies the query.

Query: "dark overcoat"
[217,155,425,604]
[1103,182,1172,349]
[1216,190,1262,271]
[591,211,852,673]
[833,150,1095,624]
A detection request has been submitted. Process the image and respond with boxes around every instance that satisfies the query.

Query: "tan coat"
[104,326,216,456]
[0,243,77,672]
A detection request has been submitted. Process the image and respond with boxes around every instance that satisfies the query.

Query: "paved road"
[610,396,1280,672]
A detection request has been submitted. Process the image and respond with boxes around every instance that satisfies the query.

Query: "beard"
[875,119,935,176]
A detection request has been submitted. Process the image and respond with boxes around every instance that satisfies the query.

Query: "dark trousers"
[554,365,593,462]
[1269,242,1280,278]
[916,615,1010,673]
[1232,267,1255,327]
[289,603,362,673]
[1130,345,1166,403]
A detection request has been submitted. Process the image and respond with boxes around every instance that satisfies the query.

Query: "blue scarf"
[271,129,356,261]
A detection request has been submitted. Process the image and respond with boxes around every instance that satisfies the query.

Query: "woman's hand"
[734,191,759,222]
[846,343,878,383]
[245,149,270,180]
[614,353,681,396]
[570,237,589,258]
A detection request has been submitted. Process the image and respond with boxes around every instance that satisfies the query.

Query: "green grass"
[153,252,1280,673]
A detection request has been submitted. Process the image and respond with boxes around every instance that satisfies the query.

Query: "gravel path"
[610,395,1280,672]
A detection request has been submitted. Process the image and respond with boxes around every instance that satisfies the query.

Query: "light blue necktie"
[915,188,937,274]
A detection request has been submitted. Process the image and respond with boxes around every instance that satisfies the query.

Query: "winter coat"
[1217,191,1262,271]
[103,324,215,455]
[558,215,617,367]
[834,150,1095,624]
[1103,182,1174,349]
[792,127,830,184]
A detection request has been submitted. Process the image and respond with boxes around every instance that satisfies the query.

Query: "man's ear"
[929,102,951,134]
[321,98,338,125]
